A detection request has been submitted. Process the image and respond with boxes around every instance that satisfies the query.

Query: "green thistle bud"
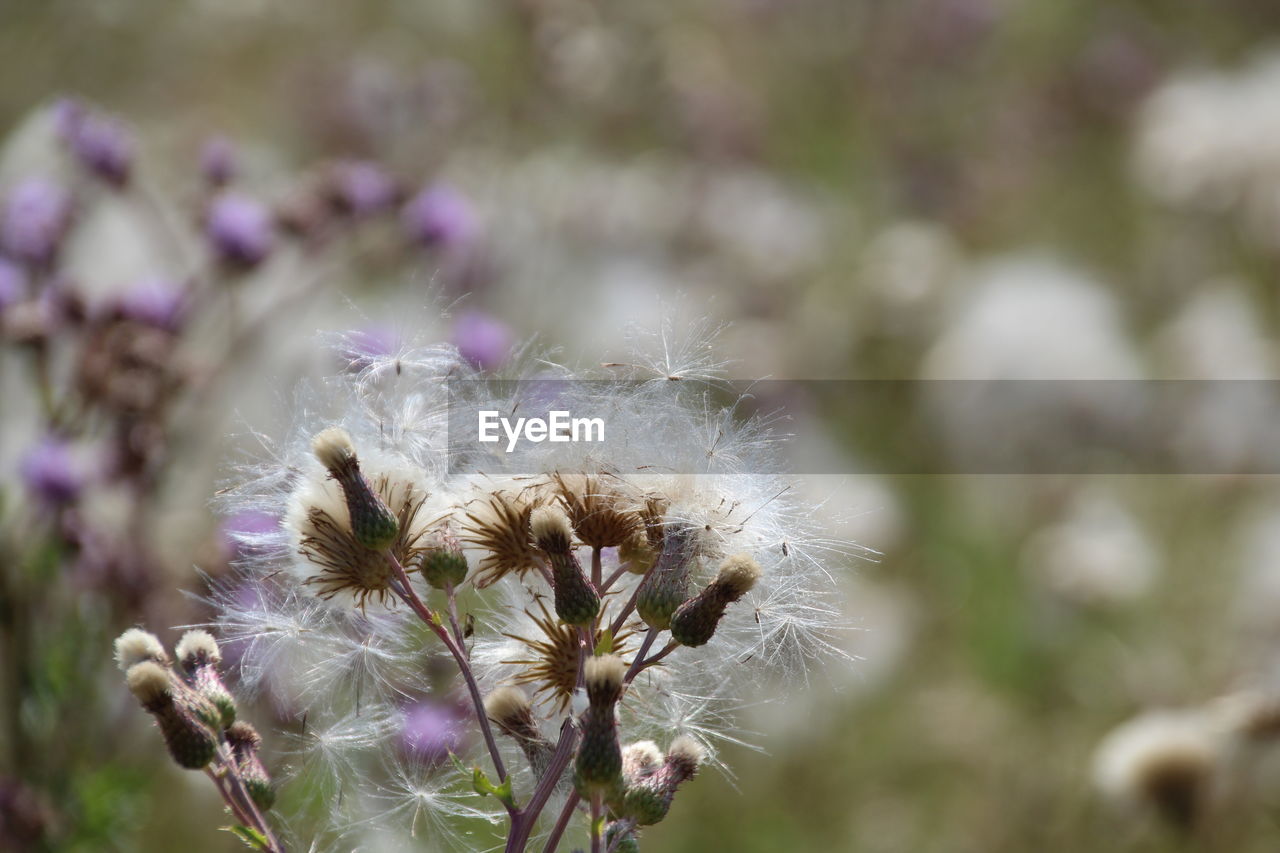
[617,736,704,826]
[126,662,219,770]
[669,553,762,648]
[606,822,640,853]
[227,721,275,811]
[636,524,697,631]
[176,630,236,728]
[574,655,625,798]
[312,427,399,550]
[419,543,469,590]
[531,506,600,627]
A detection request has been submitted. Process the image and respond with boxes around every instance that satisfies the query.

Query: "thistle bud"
[636,524,698,631]
[418,529,469,589]
[485,686,555,779]
[531,506,600,627]
[125,662,219,769]
[608,741,664,814]
[669,553,762,648]
[605,822,640,853]
[616,736,705,826]
[618,532,655,576]
[226,721,275,811]
[176,630,236,728]
[574,655,625,798]
[114,628,169,671]
[311,427,399,551]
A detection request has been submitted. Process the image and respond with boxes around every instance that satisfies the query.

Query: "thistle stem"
[540,791,580,853]
[590,794,603,853]
[506,718,581,852]
[591,546,602,588]
[385,552,511,801]
[624,628,658,683]
[599,564,628,595]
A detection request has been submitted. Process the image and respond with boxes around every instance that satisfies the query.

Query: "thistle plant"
[117,325,852,851]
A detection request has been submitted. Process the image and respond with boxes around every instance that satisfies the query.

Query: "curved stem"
[385,553,510,794]
[541,791,580,853]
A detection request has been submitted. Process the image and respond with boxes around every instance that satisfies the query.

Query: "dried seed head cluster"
[114,628,276,837]
[197,323,855,850]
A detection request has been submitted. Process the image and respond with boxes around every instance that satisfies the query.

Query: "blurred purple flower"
[206,191,275,268]
[66,112,134,187]
[402,183,477,249]
[338,325,401,371]
[220,509,280,560]
[0,258,27,311]
[200,136,237,187]
[452,309,511,371]
[400,701,462,763]
[115,278,186,330]
[20,437,87,505]
[331,160,399,216]
[1,178,73,268]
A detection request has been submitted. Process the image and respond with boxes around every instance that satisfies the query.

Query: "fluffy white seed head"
[312,427,357,472]
[114,628,168,671]
[584,654,625,694]
[667,735,706,769]
[126,661,173,705]
[715,553,763,597]
[530,505,573,552]
[622,740,664,779]
[484,686,533,727]
[1092,710,1223,829]
[175,630,221,667]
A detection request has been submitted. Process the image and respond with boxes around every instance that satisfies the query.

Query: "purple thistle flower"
[114,278,187,331]
[205,191,275,268]
[20,437,87,505]
[400,701,463,763]
[0,258,27,312]
[401,183,477,249]
[452,309,511,371]
[331,160,399,216]
[200,136,237,187]
[66,112,134,187]
[1,178,73,268]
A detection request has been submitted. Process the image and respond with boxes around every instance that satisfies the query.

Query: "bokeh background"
[6,0,1280,850]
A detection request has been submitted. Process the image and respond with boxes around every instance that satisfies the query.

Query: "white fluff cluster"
[209,322,854,848]
[1134,51,1280,248]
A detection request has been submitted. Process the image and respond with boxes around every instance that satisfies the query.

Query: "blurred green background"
[7,1,1280,851]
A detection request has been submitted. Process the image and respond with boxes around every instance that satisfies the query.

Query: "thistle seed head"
[585,654,625,708]
[175,630,221,670]
[484,686,537,738]
[289,471,431,609]
[311,426,357,473]
[664,736,705,780]
[114,628,169,671]
[714,554,763,598]
[310,427,400,550]
[462,489,542,587]
[531,505,574,554]
[622,740,664,782]
[551,473,640,549]
[670,552,762,648]
[125,661,173,710]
